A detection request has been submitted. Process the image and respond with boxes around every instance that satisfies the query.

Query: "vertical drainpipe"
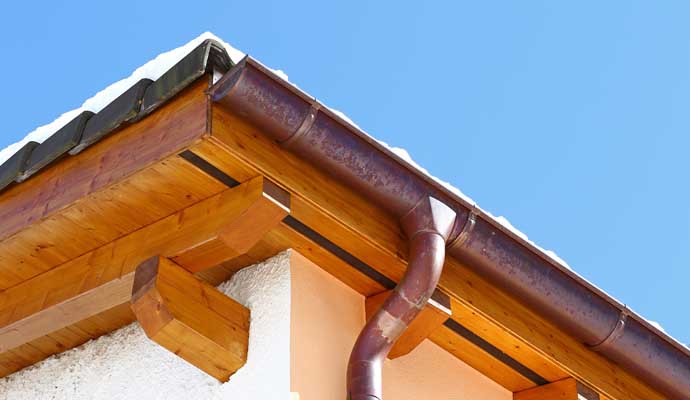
[211,58,457,399]
[347,196,456,400]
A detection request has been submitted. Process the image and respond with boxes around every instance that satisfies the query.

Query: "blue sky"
[1,1,688,344]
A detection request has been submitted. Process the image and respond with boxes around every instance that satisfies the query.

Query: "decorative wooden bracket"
[131,256,250,381]
[513,378,600,400]
[365,288,451,359]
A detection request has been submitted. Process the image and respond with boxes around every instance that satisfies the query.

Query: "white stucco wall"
[0,251,292,400]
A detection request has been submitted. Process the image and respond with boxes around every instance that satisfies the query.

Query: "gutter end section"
[211,57,311,143]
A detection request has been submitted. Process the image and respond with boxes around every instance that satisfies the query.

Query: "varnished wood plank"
[366,289,451,359]
[131,256,249,381]
[0,273,134,352]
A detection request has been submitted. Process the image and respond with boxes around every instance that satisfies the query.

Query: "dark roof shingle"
[0,39,234,194]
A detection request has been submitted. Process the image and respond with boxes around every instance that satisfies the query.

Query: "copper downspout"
[347,197,455,400]
[211,57,690,399]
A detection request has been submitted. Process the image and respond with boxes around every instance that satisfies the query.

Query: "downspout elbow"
[347,196,456,400]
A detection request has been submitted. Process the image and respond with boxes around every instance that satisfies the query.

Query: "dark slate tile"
[70,78,152,155]
[19,111,93,181]
[2,40,233,194]
[0,141,38,191]
[140,39,233,116]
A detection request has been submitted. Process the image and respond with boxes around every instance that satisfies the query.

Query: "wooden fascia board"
[0,176,288,358]
[197,104,665,400]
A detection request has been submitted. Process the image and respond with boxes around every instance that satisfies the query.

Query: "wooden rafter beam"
[0,176,288,355]
[131,256,249,381]
[0,274,134,353]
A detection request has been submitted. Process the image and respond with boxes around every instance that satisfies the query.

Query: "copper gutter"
[210,57,690,399]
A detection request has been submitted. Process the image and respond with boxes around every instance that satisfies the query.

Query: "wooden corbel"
[131,255,250,381]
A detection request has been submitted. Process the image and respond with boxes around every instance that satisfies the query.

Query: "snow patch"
[329,108,362,130]
[644,319,690,353]
[648,320,667,333]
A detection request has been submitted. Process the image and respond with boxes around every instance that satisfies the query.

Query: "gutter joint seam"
[590,305,629,350]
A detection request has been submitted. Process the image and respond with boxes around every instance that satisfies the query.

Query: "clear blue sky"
[1,1,688,344]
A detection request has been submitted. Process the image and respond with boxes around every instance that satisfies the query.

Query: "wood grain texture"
[365,289,450,359]
[131,256,249,381]
[0,176,281,357]
[0,273,134,352]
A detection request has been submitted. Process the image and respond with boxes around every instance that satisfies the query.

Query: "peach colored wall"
[290,251,511,400]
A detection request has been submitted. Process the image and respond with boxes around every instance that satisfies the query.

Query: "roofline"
[0,38,687,398]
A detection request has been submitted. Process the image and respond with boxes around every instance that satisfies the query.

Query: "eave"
[0,41,684,400]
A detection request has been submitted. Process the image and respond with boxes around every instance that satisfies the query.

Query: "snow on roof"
[0,32,243,166]
[1,32,686,350]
